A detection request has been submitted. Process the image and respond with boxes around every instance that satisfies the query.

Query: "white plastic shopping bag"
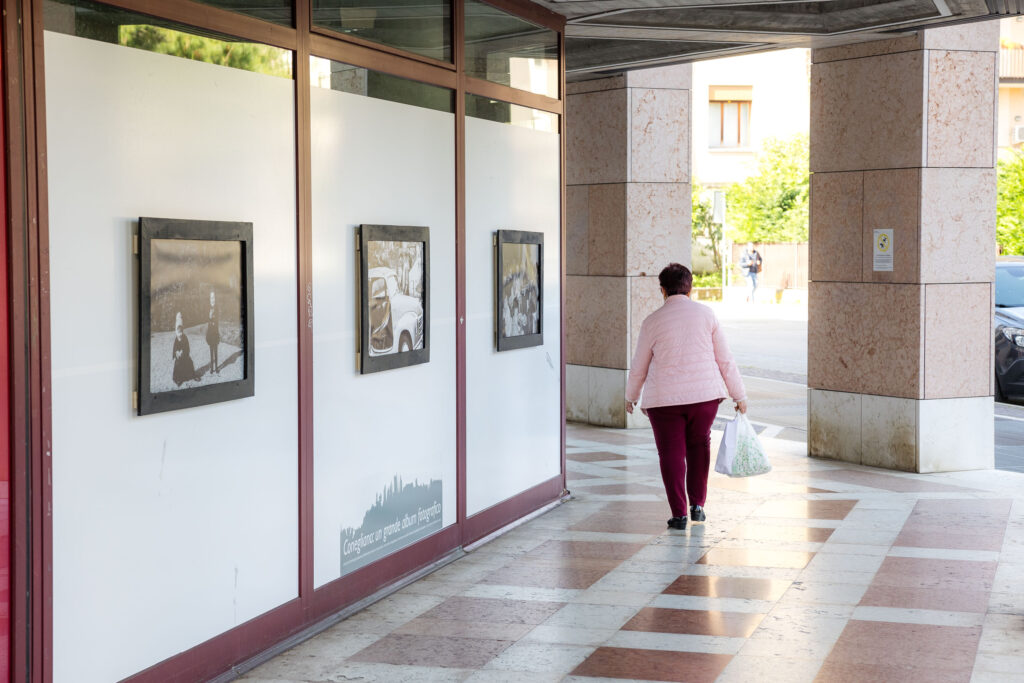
[715,414,771,477]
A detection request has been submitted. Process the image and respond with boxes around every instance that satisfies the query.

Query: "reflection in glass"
[464,0,558,98]
[190,0,293,27]
[311,56,454,113]
[313,0,451,63]
[465,93,557,132]
[43,0,293,78]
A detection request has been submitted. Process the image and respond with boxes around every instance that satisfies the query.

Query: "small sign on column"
[873,229,894,272]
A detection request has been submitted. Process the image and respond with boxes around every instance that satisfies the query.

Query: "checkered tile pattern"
[243,423,1024,682]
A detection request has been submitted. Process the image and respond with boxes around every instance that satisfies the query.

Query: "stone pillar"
[564,65,692,428]
[808,24,998,472]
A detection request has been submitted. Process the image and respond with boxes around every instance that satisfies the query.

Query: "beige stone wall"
[807,22,998,472]
[565,65,693,428]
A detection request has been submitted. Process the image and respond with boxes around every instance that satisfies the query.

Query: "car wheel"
[995,373,1007,403]
[399,332,412,353]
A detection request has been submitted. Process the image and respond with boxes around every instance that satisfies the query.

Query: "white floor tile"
[460,584,581,603]
[650,594,775,614]
[888,546,1002,562]
[481,642,594,674]
[716,654,824,682]
[851,606,985,627]
[605,630,746,655]
[543,603,641,630]
[520,624,618,647]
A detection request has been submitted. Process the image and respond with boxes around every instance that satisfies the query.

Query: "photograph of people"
[500,243,540,338]
[206,289,220,375]
[625,263,748,531]
[171,311,195,386]
[148,238,245,394]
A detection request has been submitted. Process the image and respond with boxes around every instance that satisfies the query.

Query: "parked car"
[368,266,424,356]
[995,256,1024,403]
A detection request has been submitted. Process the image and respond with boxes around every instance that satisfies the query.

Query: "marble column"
[564,65,692,428]
[808,24,998,471]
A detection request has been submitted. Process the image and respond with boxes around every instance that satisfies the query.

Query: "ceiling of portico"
[533,0,1016,79]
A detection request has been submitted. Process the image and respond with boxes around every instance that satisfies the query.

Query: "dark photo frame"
[358,224,430,374]
[138,217,255,415]
[495,230,543,352]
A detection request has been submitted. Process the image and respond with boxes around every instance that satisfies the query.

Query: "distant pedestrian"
[740,242,762,303]
[625,263,748,531]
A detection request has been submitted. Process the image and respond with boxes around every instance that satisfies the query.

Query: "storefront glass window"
[191,0,293,27]
[464,0,558,98]
[43,0,293,78]
[310,56,453,113]
[312,0,452,63]
[465,93,557,132]
[44,0,300,672]
[308,56,457,587]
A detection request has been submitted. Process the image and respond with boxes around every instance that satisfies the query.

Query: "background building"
[691,50,811,284]
[692,49,811,192]
[1000,17,1024,154]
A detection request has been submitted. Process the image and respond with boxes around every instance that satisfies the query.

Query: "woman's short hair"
[659,263,692,296]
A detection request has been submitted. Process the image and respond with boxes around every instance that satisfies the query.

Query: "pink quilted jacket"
[626,295,747,409]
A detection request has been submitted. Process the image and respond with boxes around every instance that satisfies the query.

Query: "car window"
[996,265,1024,307]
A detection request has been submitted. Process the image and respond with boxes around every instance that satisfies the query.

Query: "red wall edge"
[121,600,305,683]
[120,528,464,681]
[118,475,563,683]
[463,475,564,545]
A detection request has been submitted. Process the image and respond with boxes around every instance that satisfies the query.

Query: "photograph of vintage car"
[367,242,424,356]
[496,230,543,351]
[137,217,255,415]
[358,225,430,374]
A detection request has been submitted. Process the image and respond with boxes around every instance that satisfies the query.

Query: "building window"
[708,85,752,148]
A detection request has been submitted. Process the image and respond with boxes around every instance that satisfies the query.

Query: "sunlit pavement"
[242,422,1024,682]
[707,300,1024,474]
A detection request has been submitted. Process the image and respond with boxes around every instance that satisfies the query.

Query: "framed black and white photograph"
[358,224,429,374]
[138,217,255,415]
[495,230,543,352]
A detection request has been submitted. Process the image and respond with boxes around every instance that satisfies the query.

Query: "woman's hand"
[735,400,748,414]
[625,400,635,415]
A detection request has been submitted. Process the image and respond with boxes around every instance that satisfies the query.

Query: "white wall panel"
[310,87,457,588]
[466,118,562,515]
[45,33,298,682]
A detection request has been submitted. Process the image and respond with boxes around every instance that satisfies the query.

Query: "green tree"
[691,181,723,272]
[997,151,1024,255]
[725,134,809,243]
[119,25,292,78]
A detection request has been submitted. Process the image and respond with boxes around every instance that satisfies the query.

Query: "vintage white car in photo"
[368,266,424,356]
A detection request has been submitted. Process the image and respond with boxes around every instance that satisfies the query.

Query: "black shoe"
[690,505,706,523]
[667,516,687,530]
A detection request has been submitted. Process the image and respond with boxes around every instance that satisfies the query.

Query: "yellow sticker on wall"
[873,229,893,272]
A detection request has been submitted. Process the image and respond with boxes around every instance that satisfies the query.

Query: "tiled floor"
[243,423,1024,682]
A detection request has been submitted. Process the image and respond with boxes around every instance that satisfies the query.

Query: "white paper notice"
[873,229,894,272]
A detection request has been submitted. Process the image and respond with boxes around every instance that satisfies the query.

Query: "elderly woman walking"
[625,263,748,530]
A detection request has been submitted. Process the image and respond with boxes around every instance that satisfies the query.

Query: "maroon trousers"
[646,399,720,517]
